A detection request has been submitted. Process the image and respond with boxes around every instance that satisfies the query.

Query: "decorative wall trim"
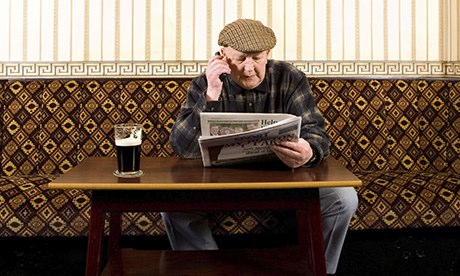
[0,61,459,79]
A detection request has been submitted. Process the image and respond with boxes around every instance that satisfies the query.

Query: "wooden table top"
[47,157,361,190]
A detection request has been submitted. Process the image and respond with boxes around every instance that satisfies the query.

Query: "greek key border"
[0,61,459,79]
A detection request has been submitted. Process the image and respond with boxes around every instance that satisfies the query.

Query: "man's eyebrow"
[233,53,246,58]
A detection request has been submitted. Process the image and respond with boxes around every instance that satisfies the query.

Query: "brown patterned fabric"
[310,78,460,174]
[0,78,459,237]
[1,79,182,175]
[0,175,294,237]
[352,170,459,229]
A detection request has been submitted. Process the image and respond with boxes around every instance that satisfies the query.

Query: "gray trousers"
[161,187,358,275]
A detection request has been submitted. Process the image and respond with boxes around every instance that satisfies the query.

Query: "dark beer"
[116,144,141,173]
[114,123,143,177]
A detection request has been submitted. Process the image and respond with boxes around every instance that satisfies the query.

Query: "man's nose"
[242,59,255,72]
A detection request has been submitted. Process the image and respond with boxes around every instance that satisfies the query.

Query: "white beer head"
[115,135,142,146]
[114,123,142,146]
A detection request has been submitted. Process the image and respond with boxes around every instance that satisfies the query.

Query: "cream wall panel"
[284,0,298,60]
[88,0,103,61]
[163,0,180,60]
[71,0,85,61]
[211,0,226,55]
[456,0,460,60]
[301,0,314,60]
[444,0,452,60]
[180,0,194,60]
[253,0,268,33]
[41,0,55,61]
[102,0,116,60]
[194,0,207,60]
[144,0,151,60]
[330,0,344,61]
[119,0,133,61]
[9,0,24,61]
[272,0,285,60]
[163,0,176,60]
[241,0,255,19]
[343,0,356,60]
[359,0,372,60]
[451,0,459,60]
[387,0,400,60]
[150,0,163,60]
[371,0,384,61]
[131,0,147,60]
[1,0,459,77]
[399,0,412,61]
[314,0,327,60]
[0,0,9,61]
[27,0,40,61]
[414,0,427,61]
[224,0,238,24]
[57,0,71,61]
[427,0,440,61]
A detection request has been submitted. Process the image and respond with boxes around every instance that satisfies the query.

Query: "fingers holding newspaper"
[270,138,314,169]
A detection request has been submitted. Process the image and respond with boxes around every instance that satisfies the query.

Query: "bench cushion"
[0,175,293,237]
[1,171,458,237]
[0,77,458,236]
[351,170,460,230]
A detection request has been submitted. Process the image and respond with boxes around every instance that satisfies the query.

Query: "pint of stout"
[114,123,143,177]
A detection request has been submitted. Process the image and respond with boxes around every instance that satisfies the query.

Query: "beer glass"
[113,123,143,178]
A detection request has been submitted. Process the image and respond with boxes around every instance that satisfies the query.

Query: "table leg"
[108,212,122,257]
[85,197,105,276]
[296,189,326,276]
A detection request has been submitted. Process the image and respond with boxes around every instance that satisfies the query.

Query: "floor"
[0,227,458,276]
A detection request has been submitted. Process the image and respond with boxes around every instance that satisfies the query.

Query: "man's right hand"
[205,54,230,101]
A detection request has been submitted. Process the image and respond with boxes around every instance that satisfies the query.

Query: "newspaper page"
[199,112,301,167]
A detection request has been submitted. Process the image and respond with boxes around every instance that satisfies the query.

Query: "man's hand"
[270,138,315,168]
[205,54,231,101]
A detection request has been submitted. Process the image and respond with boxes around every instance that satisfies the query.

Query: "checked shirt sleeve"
[269,61,330,166]
[290,75,330,166]
[169,75,210,159]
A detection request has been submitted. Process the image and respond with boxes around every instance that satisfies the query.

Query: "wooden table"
[48,157,361,276]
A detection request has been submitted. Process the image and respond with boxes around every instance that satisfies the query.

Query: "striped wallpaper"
[0,0,459,78]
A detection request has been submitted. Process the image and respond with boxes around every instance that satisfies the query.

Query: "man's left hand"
[270,138,314,168]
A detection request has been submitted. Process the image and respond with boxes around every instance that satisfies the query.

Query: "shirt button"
[248,102,253,107]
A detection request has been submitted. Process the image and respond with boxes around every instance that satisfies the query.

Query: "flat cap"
[218,19,276,52]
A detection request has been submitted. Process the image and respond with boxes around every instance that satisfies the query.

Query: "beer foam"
[115,133,142,146]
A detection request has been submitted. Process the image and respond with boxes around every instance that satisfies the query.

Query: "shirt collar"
[227,76,269,95]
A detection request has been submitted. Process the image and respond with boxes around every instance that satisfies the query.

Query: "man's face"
[222,47,269,90]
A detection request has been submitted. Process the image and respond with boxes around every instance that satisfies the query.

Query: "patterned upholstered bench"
[0,78,458,238]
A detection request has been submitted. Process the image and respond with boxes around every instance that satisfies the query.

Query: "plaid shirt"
[170,60,330,165]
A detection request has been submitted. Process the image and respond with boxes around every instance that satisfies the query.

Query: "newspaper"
[198,112,301,167]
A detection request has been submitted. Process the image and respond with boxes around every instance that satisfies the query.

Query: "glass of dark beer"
[113,123,143,178]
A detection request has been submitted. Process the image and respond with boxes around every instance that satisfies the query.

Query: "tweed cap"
[218,19,276,52]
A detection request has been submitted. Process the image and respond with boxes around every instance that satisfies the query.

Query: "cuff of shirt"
[304,145,320,167]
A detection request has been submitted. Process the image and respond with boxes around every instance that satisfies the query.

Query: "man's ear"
[221,47,228,58]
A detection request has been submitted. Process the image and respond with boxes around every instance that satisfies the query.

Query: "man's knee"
[341,188,358,217]
[320,187,358,218]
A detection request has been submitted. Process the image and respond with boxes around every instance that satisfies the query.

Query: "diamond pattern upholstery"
[0,78,458,237]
